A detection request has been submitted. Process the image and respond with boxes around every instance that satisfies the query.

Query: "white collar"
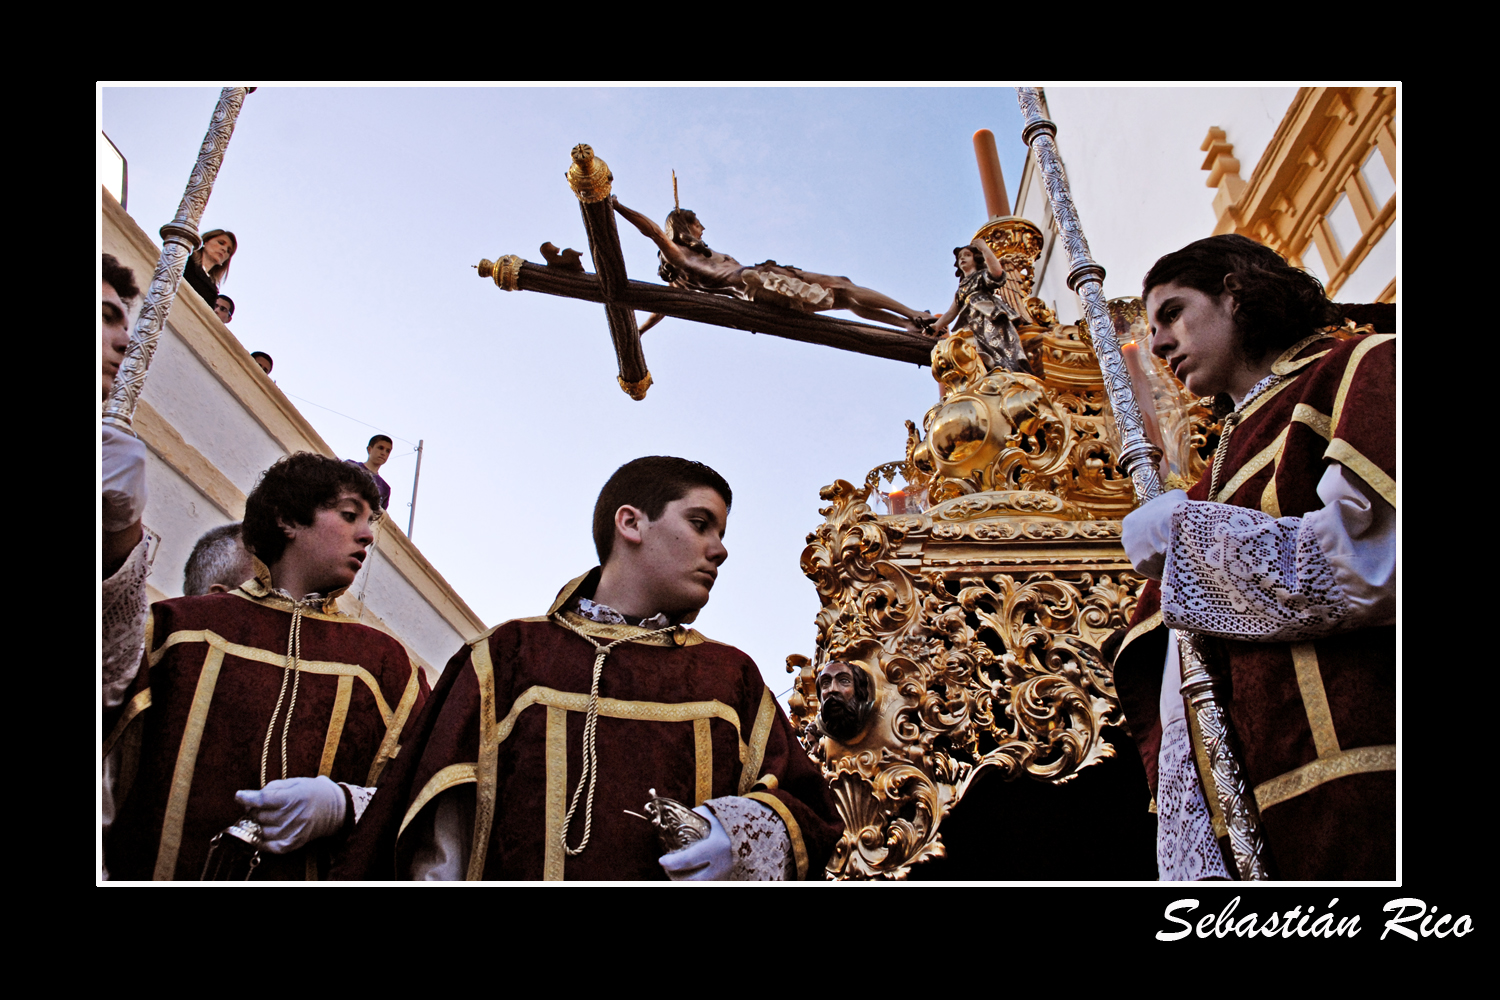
[576,597,671,629]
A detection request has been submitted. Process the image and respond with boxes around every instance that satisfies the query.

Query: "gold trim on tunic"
[491,687,748,753]
[1270,335,1332,376]
[399,763,477,838]
[1291,642,1341,757]
[741,688,777,796]
[1213,427,1290,503]
[318,675,354,776]
[368,666,423,785]
[1254,743,1396,809]
[149,629,396,724]
[468,636,499,881]
[1325,439,1396,509]
[543,706,568,881]
[1114,609,1164,663]
[457,676,750,879]
[1235,369,1298,425]
[439,602,758,879]
[547,571,595,616]
[104,689,152,759]
[693,718,713,806]
[154,645,225,881]
[1260,475,1281,518]
[555,611,705,647]
[1330,334,1395,438]
[1291,402,1333,440]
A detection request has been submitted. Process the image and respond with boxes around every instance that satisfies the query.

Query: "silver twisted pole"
[103,86,253,432]
[1014,88,1270,880]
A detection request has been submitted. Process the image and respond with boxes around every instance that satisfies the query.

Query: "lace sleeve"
[1160,465,1394,642]
[703,795,795,881]
[339,783,377,824]
[102,528,158,709]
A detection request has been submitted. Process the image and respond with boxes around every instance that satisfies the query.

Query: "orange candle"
[1122,341,1166,452]
[973,129,1011,218]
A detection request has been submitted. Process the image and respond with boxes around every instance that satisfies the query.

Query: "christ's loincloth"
[738,261,837,312]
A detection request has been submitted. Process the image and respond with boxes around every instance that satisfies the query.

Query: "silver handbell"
[631,788,710,854]
[201,817,264,880]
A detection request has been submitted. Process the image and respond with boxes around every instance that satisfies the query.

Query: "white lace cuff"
[102,527,158,708]
[1161,501,1350,641]
[340,783,377,824]
[703,795,794,881]
[1156,717,1230,881]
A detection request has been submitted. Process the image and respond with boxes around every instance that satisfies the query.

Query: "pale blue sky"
[100,85,1032,696]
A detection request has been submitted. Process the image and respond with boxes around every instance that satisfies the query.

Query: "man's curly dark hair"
[102,253,140,302]
[1142,234,1339,363]
[242,453,383,566]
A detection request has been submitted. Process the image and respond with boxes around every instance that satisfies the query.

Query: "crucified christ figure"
[612,197,937,333]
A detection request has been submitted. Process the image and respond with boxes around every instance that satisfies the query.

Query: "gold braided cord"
[259,600,316,788]
[1206,411,1239,502]
[552,614,679,856]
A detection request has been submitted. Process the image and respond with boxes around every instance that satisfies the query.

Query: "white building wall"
[1023,87,1300,321]
[142,454,237,599]
[347,530,469,671]
[139,323,287,497]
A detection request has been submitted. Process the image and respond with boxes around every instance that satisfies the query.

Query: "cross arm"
[477,257,939,367]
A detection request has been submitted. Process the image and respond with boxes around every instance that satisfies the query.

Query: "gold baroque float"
[793,226,1218,879]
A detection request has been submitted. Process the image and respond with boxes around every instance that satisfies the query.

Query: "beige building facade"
[1014,86,1398,320]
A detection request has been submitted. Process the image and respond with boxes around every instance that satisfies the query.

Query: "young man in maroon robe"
[1111,235,1395,880]
[339,456,842,880]
[103,454,428,880]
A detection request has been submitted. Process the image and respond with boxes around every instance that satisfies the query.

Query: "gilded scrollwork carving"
[798,469,1151,876]
[796,225,1221,878]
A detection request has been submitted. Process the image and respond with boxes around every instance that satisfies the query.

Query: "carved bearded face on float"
[816,660,875,742]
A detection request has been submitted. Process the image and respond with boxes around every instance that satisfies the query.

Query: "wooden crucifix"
[476,144,940,399]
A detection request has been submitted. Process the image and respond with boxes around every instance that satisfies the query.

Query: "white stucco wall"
[141,451,237,599]
[1023,87,1300,321]
[347,531,469,670]
[139,323,288,496]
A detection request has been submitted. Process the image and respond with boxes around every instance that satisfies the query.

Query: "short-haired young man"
[182,522,255,596]
[104,453,428,880]
[214,294,235,324]
[339,456,841,880]
[345,434,392,510]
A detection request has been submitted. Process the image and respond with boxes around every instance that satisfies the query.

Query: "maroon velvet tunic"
[341,572,842,880]
[1112,332,1396,879]
[104,584,428,880]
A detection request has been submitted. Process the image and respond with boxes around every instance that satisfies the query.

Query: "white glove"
[234,776,348,854]
[102,424,149,532]
[659,805,733,881]
[1121,489,1188,581]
